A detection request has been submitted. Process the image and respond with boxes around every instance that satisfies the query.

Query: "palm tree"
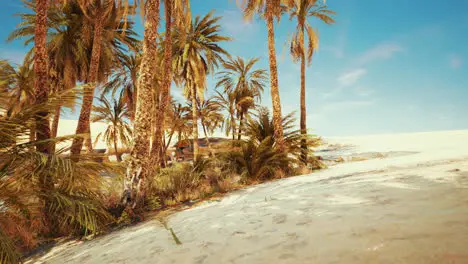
[164,100,191,152]
[9,0,138,153]
[173,11,230,161]
[102,51,141,121]
[285,0,335,162]
[195,97,224,151]
[216,56,267,140]
[150,0,191,166]
[214,90,237,140]
[124,0,161,208]
[239,0,286,151]
[0,91,113,263]
[0,59,35,118]
[71,0,139,156]
[92,95,132,162]
[34,0,51,155]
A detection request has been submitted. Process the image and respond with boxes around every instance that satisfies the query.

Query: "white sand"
[26,130,468,264]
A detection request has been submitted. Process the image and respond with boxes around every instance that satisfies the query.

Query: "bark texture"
[191,85,199,161]
[151,0,173,166]
[122,0,161,208]
[34,0,52,155]
[34,0,55,233]
[300,48,307,163]
[70,15,104,157]
[266,2,285,151]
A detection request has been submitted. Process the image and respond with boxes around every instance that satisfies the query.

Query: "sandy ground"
[26,130,468,264]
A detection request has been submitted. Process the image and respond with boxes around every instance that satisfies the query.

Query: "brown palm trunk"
[70,15,104,157]
[231,112,236,141]
[34,0,51,155]
[164,129,175,152]
[114,136,122,162]
[151,0,173,166]
[34,0,55,233]
[51,104,61,152]
[300,42,307,163]
[122,0,161,208]
[237,112,244,140]
[265,3,285,152]
[191,85,199,161]
[51,104,60,138]
[201,121,214,156]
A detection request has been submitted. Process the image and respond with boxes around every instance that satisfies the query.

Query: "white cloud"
[356,43,402,66]
[449,55,463,69]
[337,68,367,87]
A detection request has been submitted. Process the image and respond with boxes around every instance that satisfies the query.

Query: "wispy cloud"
[337,68,367,87]
[449,55,463,69]
[321,68,367,99]
[356,43,402,66]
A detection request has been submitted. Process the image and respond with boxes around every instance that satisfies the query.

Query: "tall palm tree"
[124,0,161,208]
[92,95,132,162]
[9,0,138,152]
[285,0,335,162]
[150,0,191,166]
[34,0,51,155]
[239,0,286,151]
[173,11,230,161]
[216,56,267,140]
[71,0,138,155]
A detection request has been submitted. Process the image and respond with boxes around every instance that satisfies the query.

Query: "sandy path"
[27,130,468,264]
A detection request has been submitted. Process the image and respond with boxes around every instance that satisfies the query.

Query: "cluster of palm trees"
[1,0,335,208]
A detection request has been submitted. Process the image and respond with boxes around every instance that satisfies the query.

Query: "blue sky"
[1,0,468,136]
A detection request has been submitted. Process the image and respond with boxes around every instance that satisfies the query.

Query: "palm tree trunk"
[231,112,236,142]
[51,104,60,138]
[70,15,104,157]
[164,129,175,153]
[34,0,51,155]
[237,112,244,140]
[191,85,199,162]
[34,0,54,234]
[29,122,35,151]
[114,136,122,162]
[122,0,161,208]
[300,45,307,163]
[51,104,61,153]
[150,0,173,166]
[266,3,285,151]
[201,121,214,156]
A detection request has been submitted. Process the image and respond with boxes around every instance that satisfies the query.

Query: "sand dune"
[27,130,468,264]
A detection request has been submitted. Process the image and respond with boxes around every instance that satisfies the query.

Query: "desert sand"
[27,130,468,264]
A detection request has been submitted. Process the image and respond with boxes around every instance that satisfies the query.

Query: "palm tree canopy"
[92,95,132,149]
[285,0,336,64]
[237,0,284,21]
[173,11,231,101]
